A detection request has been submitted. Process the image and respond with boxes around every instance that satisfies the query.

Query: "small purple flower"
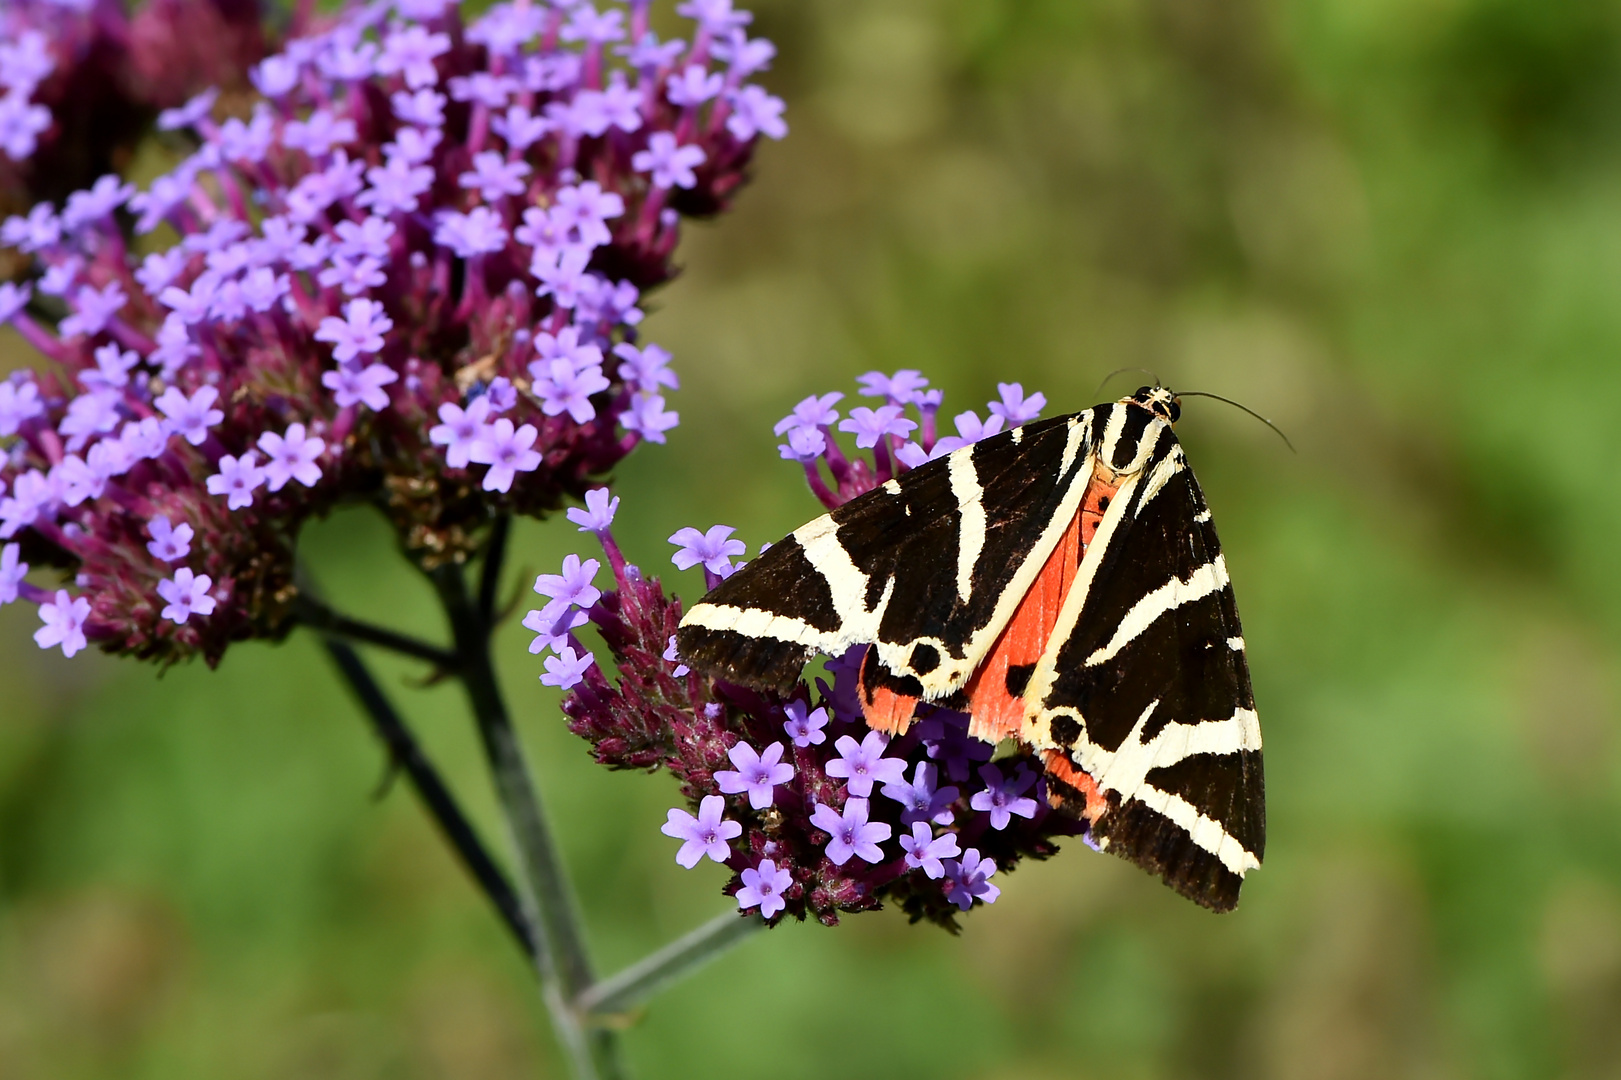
[3,203,59,252]
[0,282,32,328]
[529,356,610,424]
[899,822,961,879]
[333,215,396,261]
[392,88,447,127]
[726,85,788,141]
[932,410,1006,456]
[713,29,777,76]
[839,404,917,449]
[662,795,742,868]
[541,645,596,690]
[319,253,387,298]
[631,132,706,189]
[530,246,593,307]
[0,31,55,96]
[492,105,551,153]
[468,418,542,492]
[0,542,27,606]
[943,848,1001,910]
[428,397,493,468]
[599,73,644,132]
[485,378,518,413]
[378,25,451,89]
[668,525,746,575]
[315,298,393,362]
[0,376,43,437]
[157,88,218,131]
[154,385,223,446]
[882,761,960,826]
[677,0,752,33]
[825,730,907,798]
[613,342,678,392]
[60,281,128,339]
[523,604,588,655]
[63,175,136,232]
[436,207,509,257]
[251,55,300,98]
[567,487,619,532]
[533,325,604,371]
[666,64,723,107]
[534,553,602,611]
[969,763,1040,830]
[920,712,996,783]
[777,425,825,463]
[783,701,829,747]
[157,568,218,625]
[737,858,792,918]
[621,394,679,444]
[562,4,626,44]
[358,155,435,214]
[459,150,532,201]
[146,515,194,562]
[809,797,891,866]
[714,741,795,809]
[774,392,842,436]
[322,363,399,411]
[120,418,168,462]
[662,635,690,677]
[35,590,91,657]
[384,125,442,164]
[553,181,626,247]
[258,423,326,492]
[82,343,140,391]
[987,382,1046,425]
[0,96,49,161]
[207,452,266,510]
[448,72,520,108]
[857,369,930,404]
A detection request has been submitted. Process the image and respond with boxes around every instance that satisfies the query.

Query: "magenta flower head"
[0,0,785,667]
[559,370,1079,930]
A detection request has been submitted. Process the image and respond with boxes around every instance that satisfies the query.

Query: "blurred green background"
[5,0,1621,1075]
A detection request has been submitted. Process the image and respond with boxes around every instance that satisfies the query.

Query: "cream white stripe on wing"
[1135,441,1185,514]
[949,450,985,604]
[1132,785,1261,876]
[679,602,838,650]
[1083,555,1230,667]
[1075,702,1262,875]
[792,513,876,633]
[1097,404,1128,470]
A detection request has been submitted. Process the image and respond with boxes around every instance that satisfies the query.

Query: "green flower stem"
[577,912,768,1020]
[293,592,460,671]
[317,635,539,961]
[430,557,625,1080]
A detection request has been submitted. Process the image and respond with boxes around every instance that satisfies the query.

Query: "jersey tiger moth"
[676,386,1264,912]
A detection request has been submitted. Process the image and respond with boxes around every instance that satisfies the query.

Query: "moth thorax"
[1130,385,1181,425]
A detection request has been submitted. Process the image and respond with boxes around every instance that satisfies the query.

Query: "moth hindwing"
[677,386,1265,912]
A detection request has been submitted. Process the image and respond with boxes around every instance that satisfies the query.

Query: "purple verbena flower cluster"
[0,0,785,665]
[0,0,273,215]
[551,372,1079,930]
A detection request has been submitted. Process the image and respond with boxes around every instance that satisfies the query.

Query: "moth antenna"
[1177,391,1296,454]
[1094,367,1162,398]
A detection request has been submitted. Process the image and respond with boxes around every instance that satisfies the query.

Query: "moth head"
[1131,385,1181,424]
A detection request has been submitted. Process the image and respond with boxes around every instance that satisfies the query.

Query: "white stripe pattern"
[1081,701,1262,875]
[949,451,985,603]
[1083,555,1230,667]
